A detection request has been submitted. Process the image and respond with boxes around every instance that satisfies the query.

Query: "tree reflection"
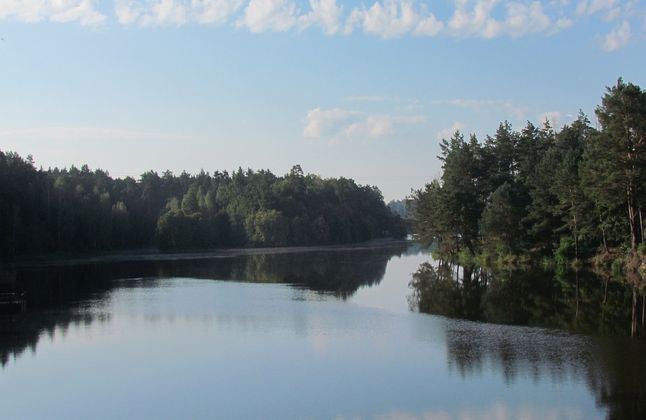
[0,265,114,367]
[444,321,646,419]
[1,242,410,367]
[410,259,646,419]
[409,260,634,335]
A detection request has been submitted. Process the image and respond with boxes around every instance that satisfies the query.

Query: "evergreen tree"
[586,79,646,251]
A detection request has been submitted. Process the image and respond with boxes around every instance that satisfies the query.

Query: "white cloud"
[576,0,619,16]
[414,12,444,37]
[303,107,424,139]
[435,121,465,141]
[303,108,362,138]
[602,20,631,51]
[345,114,395,137]
[503,1,553,37]
[0,0,634,53]
[436,98,529,120]
[140,0,188,26]
[554,16,574,31]
[116,0,242,26]
[537,111,561,128]
[342,96,425,113]
[237,0,298,32]
[298,0,342,34]
[576,0,637,22]
[115,1,140,24]
[51,0,106,25]
[448,0,498,37]
[349,114,424,137]
[192,0,244,24]
[344,0,443,38]
[447,0,571,38]
[0,0,105,25]
[604,7,622,21]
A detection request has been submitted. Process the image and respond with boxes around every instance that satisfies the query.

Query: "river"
[0,241,644,419]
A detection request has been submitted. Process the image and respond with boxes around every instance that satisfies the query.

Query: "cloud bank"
[303,107,424,140]
[0,0,643,50]
[0,0,106,25]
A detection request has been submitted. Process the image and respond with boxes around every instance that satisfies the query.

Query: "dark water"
[408,261,639,337]
[1,242,644,419]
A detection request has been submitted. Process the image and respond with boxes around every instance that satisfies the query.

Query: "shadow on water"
[444,320,646,419]
[409,259,646,419]
[408,260,634,335]
[0,242,410,368]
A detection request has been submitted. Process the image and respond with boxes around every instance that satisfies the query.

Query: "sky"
[0,0,645,201]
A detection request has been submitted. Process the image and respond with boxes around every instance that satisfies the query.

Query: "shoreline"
[2,238,415,269]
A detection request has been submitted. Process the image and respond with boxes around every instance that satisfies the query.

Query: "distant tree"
[0,154,406,258]
[387,199,409,219]
[246,210,289,246]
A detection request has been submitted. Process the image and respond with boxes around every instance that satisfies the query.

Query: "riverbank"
[2,238,414,269]
[433,245,645,279]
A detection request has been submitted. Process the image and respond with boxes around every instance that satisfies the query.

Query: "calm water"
[1,242,644,419]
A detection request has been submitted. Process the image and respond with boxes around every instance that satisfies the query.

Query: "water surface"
[1,242,644,419]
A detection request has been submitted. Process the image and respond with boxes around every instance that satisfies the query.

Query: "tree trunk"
[640,206,645,244]
[628,191,637,252]
[599,210,609,253]
[631,288,638,337]
[628,176,642,252]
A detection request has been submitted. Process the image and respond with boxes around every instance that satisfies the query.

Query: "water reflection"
[0,242,409,367]
[2,245,645,419]
[444,320,646,419]
[409,260,634,336]
[410,259,646,419]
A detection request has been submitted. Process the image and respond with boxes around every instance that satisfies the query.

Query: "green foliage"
[411,79,646,273]
[554,236,574,271]
[245,210,289,246]
[583,79,646,251]
[0,156,405,258]
[480,182,522,254]
[412,132,485,254]
[611,256,625,278]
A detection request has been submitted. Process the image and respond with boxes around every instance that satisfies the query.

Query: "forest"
[410,79,646,307]
[0,159,406,259]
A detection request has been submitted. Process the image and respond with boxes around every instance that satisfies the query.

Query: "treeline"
[0,159,406,259]
[411,79,646,282]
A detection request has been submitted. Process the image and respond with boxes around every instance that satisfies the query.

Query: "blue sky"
[0,0,645,200]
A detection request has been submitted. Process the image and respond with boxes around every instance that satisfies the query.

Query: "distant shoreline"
[3,238,415,269]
